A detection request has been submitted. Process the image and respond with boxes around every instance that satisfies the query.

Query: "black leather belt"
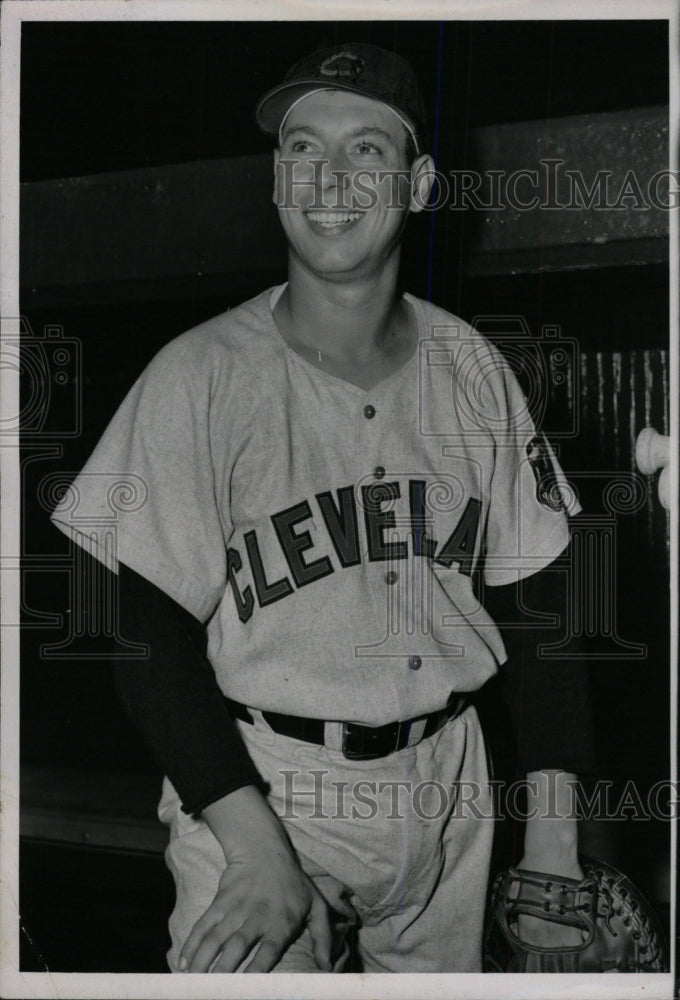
[224,695,468,761]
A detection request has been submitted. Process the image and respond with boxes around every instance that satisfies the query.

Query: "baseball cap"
[255,42,428,155]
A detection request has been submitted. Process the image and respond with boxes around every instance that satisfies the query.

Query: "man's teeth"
[306,211,363,227]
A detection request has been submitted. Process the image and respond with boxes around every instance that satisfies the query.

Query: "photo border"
[1,1,677,998]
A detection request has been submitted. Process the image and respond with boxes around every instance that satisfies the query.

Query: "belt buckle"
[341,720,404,760]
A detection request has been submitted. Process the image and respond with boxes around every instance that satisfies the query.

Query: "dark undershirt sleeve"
[483,541,596,777]
[108,539,594,817]
[111,557,265,816]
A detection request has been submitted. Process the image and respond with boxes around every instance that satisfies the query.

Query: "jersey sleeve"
[50,336,227,622]
[479,342,581,587]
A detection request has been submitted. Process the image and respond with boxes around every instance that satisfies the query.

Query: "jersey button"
[385,570,399,585]
[374,465,386,479]
[408,655,423,671]
[364,404,376,419]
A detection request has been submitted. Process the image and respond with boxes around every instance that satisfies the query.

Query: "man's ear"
[272,149,281,207]
[409,153,436,214]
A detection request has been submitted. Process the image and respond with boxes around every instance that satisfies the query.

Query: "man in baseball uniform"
[51,43,594,973]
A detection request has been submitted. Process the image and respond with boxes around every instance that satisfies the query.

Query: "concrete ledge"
[21,765,167,854]
[19,106,669,305]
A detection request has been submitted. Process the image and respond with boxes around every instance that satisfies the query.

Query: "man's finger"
[212,924,283,973]
[307,893,333,971]
[180,912,223,970]
[242,936,288,973]
[181,888,253,970]
[188,923,248,973]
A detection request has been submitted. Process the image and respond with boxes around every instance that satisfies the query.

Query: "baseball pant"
[159,704,494,973]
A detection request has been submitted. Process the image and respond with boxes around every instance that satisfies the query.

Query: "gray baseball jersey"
[51,284,578,726]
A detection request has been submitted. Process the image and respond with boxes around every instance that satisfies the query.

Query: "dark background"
[19,19,672,973]
[20,20,669,181]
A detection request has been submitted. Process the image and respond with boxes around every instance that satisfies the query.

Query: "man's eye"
[356,142,381,155]
[291,140,315,153]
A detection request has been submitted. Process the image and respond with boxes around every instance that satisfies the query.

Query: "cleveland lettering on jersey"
[228,479,482,618]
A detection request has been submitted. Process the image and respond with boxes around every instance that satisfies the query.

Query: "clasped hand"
[179,787,332,973]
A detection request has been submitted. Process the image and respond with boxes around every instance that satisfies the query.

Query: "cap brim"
[256,80,417,144]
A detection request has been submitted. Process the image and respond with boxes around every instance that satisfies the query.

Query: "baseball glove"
[484,857,669,972]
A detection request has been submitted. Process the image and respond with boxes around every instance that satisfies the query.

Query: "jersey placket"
[351,384,427,719]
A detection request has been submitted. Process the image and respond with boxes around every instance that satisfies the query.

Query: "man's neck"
[275,260,409,367]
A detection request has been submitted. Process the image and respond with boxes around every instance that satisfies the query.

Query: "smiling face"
[273,90,432,284]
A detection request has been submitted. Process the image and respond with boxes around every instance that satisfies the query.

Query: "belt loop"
[407,717,427,747]
[324,721,344,752]
[248,708,269,733]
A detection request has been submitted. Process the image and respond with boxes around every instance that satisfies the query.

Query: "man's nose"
[317,148,352,205]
